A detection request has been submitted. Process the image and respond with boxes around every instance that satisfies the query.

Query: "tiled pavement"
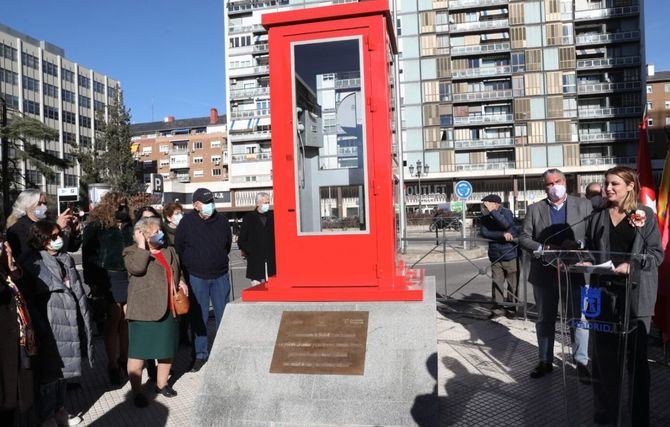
[64,303,670,426]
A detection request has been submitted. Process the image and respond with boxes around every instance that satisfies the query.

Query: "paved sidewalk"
[65,304,670,426]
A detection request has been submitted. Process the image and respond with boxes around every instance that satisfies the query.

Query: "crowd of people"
[479,166,663,426]
[0,187,276,426]
[0,165,662,425]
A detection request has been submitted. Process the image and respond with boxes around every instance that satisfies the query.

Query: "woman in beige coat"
[123,217,188,408]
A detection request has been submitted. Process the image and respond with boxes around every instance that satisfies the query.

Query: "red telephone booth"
[242,0,423,302]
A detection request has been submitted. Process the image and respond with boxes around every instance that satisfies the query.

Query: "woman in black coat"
[0,240,35,426]
[237,193,276,284]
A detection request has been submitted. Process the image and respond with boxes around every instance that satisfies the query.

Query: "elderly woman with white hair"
[6,189,78,262]
[123,217,188,408]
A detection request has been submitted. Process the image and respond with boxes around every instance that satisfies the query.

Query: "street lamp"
[408,160,429,214]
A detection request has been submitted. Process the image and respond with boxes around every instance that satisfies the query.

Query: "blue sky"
[1,0,668,124]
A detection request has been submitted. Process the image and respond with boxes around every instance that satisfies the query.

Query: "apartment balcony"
[231,152,272,163]
[450,42,510,57]
[452,89,512,103]
[577,81,641,94]
[449,19,508,34]
[575,5,640,22]
[334,73,361,90]
[579,131,638,143]
[229,130,272,142]
[170,154,190,170]
[580,156,636,166]
[231,174,273,185]
[448,0,508,11]
[451,65,511,80]
[455,161,515,171]
[228,24,265,35]
[576,56,640,70]
[453,113,513,126]
[170,147,189,155]
[230,108,270,120]
[454,137,514,150]
[575,31,641,46]
[252,43,268,55]
[228,64,269,78]
[227,0,288,15]
[578,106,642,119]
[229,86,270,100]
[175,173,190,183]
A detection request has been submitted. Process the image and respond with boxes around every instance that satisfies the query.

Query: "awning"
[257,117,271,127]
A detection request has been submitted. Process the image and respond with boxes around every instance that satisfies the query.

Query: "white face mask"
[33,204,48,220]
[548,183,567,201]
[49,236,64,251]
[172,213,183,225]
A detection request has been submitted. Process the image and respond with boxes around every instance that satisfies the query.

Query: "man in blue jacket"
[479,194,519,319]
[175,188,232,372]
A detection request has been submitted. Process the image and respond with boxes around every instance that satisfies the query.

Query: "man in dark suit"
[519,169,592,380]
[238,192,276,285]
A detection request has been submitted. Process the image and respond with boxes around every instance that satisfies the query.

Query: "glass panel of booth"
[291,37,370,235]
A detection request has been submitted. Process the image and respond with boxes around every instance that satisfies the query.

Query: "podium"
[541,249,651,426]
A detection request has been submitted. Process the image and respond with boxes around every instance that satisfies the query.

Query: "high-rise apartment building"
[130,109,232,207]
[0,23,120,195]
[645,65,670,163]
[224,0,645,214]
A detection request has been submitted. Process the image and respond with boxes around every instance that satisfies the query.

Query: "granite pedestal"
[194,278,438,427]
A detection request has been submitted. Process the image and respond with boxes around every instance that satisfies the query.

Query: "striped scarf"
[5,275,37,356]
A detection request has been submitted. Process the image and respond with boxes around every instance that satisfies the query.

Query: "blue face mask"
[259,203,270,214]
[149,230,165,247]
[200,202,215,217]
[33,204,47,220]
[49,236,64,251]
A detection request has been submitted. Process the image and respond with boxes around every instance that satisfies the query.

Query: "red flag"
[637,107,657,212]
[654,151,670,342]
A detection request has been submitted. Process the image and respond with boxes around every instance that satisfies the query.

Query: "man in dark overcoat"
[238,192,276,285]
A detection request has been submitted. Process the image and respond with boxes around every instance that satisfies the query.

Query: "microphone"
[539,208,599,255]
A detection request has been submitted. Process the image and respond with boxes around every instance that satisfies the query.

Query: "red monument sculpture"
[242,0,423,302]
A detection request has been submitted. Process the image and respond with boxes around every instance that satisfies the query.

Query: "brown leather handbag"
[171,281,190,316]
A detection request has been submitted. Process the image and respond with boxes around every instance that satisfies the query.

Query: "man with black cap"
[479,194,519,319]
[175,188,232,372]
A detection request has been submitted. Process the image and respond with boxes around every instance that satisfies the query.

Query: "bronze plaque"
[270,311,369,375]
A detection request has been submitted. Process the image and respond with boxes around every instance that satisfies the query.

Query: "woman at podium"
[583,166,663,426]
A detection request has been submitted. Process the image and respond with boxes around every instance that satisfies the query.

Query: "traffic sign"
[454,180,473,200]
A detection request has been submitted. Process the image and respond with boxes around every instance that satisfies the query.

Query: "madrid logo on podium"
[581,286,601,318]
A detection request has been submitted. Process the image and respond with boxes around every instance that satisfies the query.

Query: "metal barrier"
[402,227,530,320]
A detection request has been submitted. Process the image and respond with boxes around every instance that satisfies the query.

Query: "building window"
[42,60,58,76]
[665,101,670,110]
[211,155,222,164]
[94,100,105,111]
[193,170,204,178]
[212,168,222,177]
[0,67,18,84]
[159,144,169,153]
[108,86,117,98]
[78,74,90,88]
[511,52,525,73]
[648,118,654,127]
[23,100,40,115]
[646,85,652,94]
[44,105,59,120]
[193,141,203,150]
[159,159,169,168]
[647,102,653,110]
[665,117,670,126]
[43,82,58,98]
[80,135,91,148]
[193,156,204,164]
[63,111,76,124]
[22,52,39,69]
[62,89,75,103]
[22,75,40,92]
[61,68,74,83]
[79,95,91,108]
[210,140,222,148]
[665,83,670,93]
[93,81,105,93]
[2,43,17,61]
[79,115,91,128]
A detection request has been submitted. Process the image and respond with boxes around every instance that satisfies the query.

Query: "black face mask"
[115,206,131,223]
